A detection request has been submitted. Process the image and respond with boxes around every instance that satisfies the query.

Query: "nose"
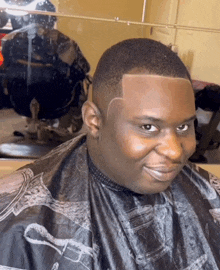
[156,132,183,162]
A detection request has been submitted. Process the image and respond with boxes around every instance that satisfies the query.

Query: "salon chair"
[0,23,91,159]
[189,85,220,163]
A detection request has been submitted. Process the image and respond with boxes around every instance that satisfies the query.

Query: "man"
[0,38,220,269]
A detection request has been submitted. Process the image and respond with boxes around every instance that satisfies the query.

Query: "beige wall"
[4,0,220,83]
[58,0,144,21]
[55,0,220,84]
[52,0,220,100]
[146,0,220,84]
[57,18,147,75]
[50,0,59,11]
[57,0,147,75]
[176,0,220,84]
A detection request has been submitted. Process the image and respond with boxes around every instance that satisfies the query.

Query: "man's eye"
[141,124,158,132]
[177,124,189,132]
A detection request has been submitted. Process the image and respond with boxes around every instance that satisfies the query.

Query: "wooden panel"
[58,17,148,74]
[58,0,144,21]
[177,0,220,28]
[0,160,32,178]
[176,30,220,84]
[198,164,220,178]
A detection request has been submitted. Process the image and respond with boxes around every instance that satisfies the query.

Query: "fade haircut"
[92,38,191,115]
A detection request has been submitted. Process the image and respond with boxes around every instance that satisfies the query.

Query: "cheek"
[116,131,155,160]
[183,134,196,156]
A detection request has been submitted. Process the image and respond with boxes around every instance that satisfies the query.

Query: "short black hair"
[93,38,191,111]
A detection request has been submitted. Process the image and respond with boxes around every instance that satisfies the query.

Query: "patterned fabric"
[0,134,220,269]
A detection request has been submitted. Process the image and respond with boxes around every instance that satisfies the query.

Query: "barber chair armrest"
[198,164,220,178]
[0,159,32,178]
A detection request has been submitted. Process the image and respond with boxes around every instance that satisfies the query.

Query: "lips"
[143,165,181,182]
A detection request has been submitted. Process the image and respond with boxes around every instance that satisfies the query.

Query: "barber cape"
[1,134,220,270]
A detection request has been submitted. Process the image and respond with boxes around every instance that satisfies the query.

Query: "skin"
[83,74,196,194]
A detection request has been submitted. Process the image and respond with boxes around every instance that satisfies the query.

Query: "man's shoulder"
[0,134,88,212]
[183,162,220,184]
[28,133,87,174]
[182,162,220,199]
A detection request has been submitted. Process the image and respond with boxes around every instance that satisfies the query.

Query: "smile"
[143,166,181,182]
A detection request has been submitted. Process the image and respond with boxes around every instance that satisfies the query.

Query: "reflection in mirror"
[0,2,94,159]
[0,0,149,159]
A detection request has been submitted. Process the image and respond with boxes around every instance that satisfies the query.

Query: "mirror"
[0,0,220,164]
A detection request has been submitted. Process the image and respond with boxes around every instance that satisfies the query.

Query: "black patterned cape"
[0,134,220,269]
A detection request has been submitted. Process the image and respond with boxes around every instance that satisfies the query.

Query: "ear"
[82,101,102,138]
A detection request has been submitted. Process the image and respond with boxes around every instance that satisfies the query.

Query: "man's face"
[96,74,196,194]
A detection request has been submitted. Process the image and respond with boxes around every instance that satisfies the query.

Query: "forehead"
[120,74,195,121]
[122,74,192,96]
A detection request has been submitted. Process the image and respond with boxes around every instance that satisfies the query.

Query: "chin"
[130,180,173,195]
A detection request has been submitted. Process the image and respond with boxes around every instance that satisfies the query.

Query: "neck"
[87,134,113,181]
[87,135,102,170]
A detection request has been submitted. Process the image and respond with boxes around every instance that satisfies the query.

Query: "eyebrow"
[133,115,197,123]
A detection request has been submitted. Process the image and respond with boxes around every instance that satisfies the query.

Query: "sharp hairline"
[122,73,192,83]
[134,115,197,123]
